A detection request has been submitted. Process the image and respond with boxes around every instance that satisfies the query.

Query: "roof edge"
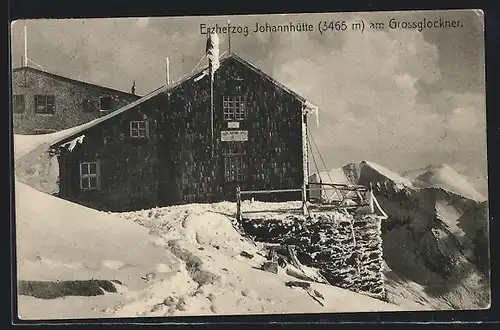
[49,52,317,149]
[13,66,141,98]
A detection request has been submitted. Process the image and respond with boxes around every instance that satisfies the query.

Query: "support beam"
[301,104,309,215]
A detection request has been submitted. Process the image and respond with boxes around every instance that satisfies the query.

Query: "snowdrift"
[13,124,89,160]
[16,186,403,319]
[15,181,180,289]
[13,124,96,195]
[111,204,403,317]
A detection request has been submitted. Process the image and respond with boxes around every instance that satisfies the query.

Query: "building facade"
[12,66,140,134]
[49,54,316,211]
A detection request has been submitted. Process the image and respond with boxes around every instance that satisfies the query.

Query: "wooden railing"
[235,183,375,222]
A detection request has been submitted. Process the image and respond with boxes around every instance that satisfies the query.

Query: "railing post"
[319,179,323,205]
[236,185,242,223]
[301,182,307,216]
[369,182,374,214]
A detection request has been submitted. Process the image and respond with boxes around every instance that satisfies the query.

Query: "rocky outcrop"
[240,211,386,300]
[355,162,490,309]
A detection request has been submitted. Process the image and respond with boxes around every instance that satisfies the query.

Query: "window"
[130,120,149,138]
[13,95,25,114]
[80,161,100,190]
[34,95,55,114]
[224,155,247,182]
[223,144,247,182]
[223,95,246,121]
[99,96,113,111]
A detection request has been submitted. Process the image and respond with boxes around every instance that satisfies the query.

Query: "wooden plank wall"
[58,56,306,211]
[59,99,160,211]
[161,57,304,204]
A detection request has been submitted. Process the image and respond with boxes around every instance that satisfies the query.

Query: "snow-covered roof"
[49,53,317,149]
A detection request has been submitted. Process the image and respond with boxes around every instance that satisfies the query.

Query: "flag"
[206,32,220,78]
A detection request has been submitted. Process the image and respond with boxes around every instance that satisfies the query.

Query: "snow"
[111,203,404,317]
[403,164,486,202]
[14,134,428,318]
[312,168,351,185]
[435,199,466,239]
[15,181,181,290]
[362,161,415,189]
[15,187,405,319]
[13,124,88,160]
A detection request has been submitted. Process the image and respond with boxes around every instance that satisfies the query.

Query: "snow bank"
[110,202,402,317]
[16,189,404,319]
[15,180,180,290]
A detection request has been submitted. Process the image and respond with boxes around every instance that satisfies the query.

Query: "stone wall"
[240,211,386,300]
[12,68,139,134]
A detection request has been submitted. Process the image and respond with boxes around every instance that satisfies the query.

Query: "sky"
[10,10,488,195]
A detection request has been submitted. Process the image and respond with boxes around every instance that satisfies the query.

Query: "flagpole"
[228,20,231,54]
[207,32,219,158]
[24,24,28,67]
[210,61,214,157]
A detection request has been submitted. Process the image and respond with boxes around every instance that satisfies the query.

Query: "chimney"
[131,80,136,95]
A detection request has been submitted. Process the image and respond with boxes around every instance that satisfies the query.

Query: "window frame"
[222,95,247,121]
[129,120,149,138]
[79,161,101,191]
[224,155,248,182]
[13,94,26,114]
[223,146,248,182]
[99,95,113,112]
[34,94,56,115]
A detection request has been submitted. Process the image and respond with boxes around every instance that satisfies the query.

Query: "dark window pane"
[99,96,113,111]
[81,177,90,189]
[13,95,25,114]
[89,163,97,174]
[90,177,97,188]
[81,163,89,175]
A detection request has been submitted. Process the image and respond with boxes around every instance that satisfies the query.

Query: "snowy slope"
[310,161,414,190]
[403,164,486,202]
[16,185,405,319]
[112,204,405,317]
[13,124,89,161]
[13,125,93,195]
[310,168,352,185]
[362,161,415,190]
[15,181,180,288]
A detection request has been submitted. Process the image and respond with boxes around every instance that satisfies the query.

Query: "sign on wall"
[221,130,248,142]
[227,122,240,129]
